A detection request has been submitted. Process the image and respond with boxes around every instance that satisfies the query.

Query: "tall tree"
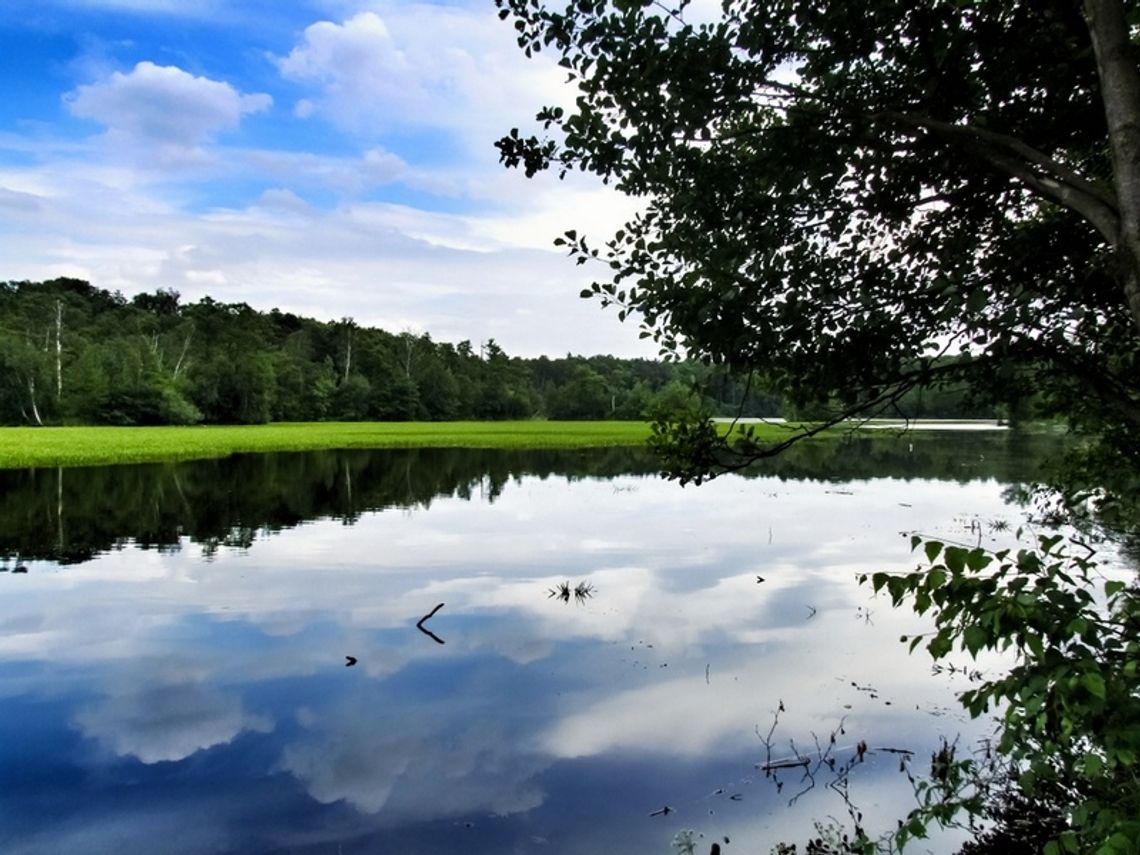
[496,0,1140,485]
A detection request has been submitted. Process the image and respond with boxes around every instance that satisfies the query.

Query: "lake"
[0,431,1066,854]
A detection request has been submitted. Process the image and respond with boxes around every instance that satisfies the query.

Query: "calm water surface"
[0,433,1063,854]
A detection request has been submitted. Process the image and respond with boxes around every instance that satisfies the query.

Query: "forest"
[0,278,999,426]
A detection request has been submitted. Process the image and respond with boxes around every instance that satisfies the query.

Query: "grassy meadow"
[0,422,654,469]
[0,420,832,469]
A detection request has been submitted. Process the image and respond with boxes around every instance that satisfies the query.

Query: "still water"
[0,433,1062,854]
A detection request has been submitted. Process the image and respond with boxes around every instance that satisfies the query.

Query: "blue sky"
[0,0,651,357]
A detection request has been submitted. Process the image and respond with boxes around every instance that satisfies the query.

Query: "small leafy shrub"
[862,534,1140,854]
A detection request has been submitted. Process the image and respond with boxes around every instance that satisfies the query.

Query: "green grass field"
[0,422,653,468]
[0,420,830,469]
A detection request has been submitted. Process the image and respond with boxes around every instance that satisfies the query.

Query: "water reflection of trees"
[0,447,658,565]
[738,429,1062,486]
[0,431,1063,566]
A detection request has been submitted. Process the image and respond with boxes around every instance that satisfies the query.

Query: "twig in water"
[417,602,446,644]
[759,758,811,772]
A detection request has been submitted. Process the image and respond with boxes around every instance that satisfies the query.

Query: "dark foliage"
[0,278,997,426]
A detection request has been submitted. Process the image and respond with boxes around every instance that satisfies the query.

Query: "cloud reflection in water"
[75,681,273,764]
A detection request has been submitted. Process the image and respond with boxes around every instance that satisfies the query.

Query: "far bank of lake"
[0,418,1031,469]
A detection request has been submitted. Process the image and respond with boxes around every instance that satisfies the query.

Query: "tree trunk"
[55,299,62,401]
[1085,0,1140,336]
[402,334,416,378]
[173,331,192,378]
[27,376,43,426]
[343,326,353,383]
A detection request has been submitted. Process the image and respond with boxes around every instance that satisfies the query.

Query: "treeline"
[0,278,997,426]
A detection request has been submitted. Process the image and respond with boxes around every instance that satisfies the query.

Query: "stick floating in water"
[417,603,446,645]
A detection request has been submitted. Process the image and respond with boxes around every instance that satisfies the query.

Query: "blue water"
[0,443,1046,853]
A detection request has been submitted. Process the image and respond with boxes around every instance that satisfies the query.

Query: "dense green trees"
[1,278,849,426]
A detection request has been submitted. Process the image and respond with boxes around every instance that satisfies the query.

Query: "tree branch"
[877,112,1121,244]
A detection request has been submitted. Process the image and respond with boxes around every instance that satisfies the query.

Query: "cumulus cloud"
[0,155,650,356]
[65,61,271,146]
[275,8,566,147]
[0,2,650,355]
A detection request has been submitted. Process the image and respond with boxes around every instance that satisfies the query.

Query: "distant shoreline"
[1,418,1042,470]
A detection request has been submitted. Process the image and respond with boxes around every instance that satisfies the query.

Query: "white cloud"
[275,7,566,148]
[241,146,408,194]
[65,61,271,146]
[0,2,648,357]
[253,187,313,214]
[0,154,653,356]
[0,186,44,214]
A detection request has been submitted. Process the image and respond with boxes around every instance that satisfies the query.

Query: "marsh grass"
[547,581,596,604]
[0,419,821,469]
[0,421,649,469]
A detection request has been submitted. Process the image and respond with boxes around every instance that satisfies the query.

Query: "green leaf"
[928,630,953,659]
[944,546,967,574]
[1106,832,1138,854]
[1105,580,1126,598]
[965,548,992,571]
[924,540,943,563]
[1081,672,1107,700]
[963,625,987,657]
[1026,633,1045,659]
[1083,753,1104,777]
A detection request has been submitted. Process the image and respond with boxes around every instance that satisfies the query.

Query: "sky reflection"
[0,444,1046,854]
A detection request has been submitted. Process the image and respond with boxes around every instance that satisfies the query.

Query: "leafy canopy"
[496,0,1140,485]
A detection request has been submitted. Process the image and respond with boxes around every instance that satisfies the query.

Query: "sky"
[0,0,655,358]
